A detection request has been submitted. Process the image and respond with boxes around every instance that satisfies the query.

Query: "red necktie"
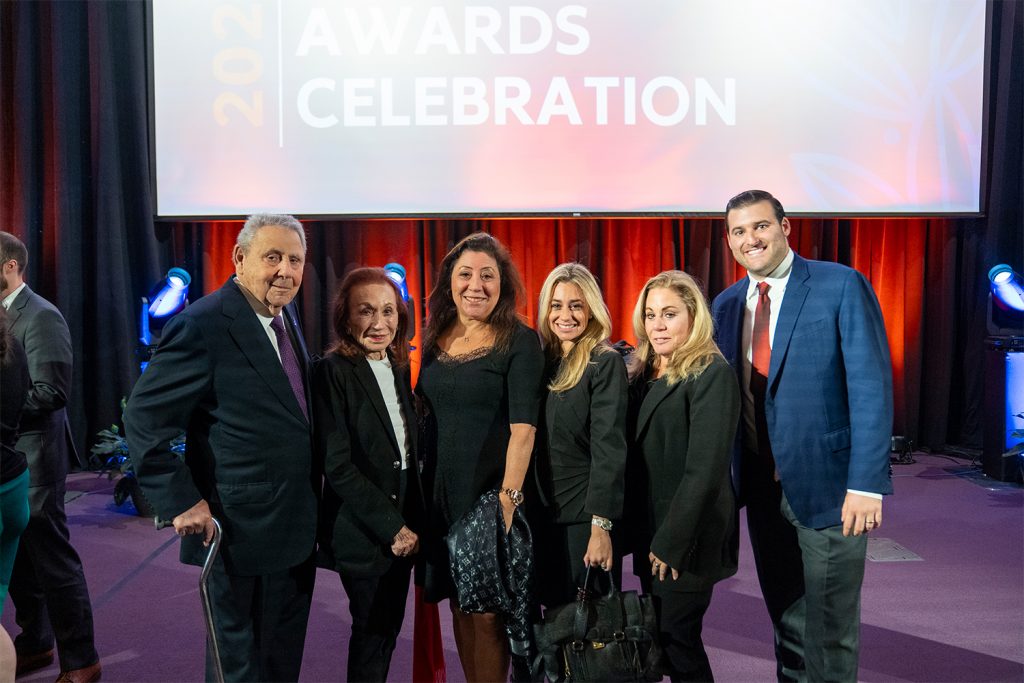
[749,282,775,475]
[751,282,771,380]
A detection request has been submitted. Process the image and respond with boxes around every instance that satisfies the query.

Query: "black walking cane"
[156,515,225,683]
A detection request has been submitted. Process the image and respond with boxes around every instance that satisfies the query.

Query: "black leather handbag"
[532,568,663,682]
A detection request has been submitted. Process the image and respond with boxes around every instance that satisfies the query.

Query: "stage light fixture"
[139,267,192,371]
[147,267,192,318]
[383,262,416,342]
[988,264,1024,312]
[890,435,915,465]
[383,262,410,302]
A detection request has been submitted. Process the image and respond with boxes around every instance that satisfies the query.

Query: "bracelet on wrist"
[591,516,613,531]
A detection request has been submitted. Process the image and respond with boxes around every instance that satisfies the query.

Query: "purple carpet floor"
[3,454,1021,682]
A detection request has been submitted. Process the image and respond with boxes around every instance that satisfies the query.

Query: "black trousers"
[9,480,98,671]
[642,576,715,683]
[204,556,315,682]
[340,559,412,682]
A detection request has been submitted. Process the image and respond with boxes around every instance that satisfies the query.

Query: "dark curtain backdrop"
[1,1,1021,459]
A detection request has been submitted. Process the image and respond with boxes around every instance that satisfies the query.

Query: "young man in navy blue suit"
[711,190,893,682]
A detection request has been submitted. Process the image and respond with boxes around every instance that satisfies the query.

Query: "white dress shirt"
[367,356,411,470]
[1,282,26,309]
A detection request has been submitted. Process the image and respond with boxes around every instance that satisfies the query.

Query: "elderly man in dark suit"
[0,231,101,683]
[124,213,318,682]
[712,190,893,682]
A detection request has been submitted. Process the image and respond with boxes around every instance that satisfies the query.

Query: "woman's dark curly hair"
[423,232,525,355]
[328,267,410,367]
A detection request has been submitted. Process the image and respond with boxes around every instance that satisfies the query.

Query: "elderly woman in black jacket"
[312,267,424,683]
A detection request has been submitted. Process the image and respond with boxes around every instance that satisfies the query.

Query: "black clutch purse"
[532,567,663,682]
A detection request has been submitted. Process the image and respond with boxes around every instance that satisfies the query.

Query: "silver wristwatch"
[502,487,525,507]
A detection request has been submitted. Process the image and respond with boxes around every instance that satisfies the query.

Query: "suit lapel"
[222,280,307,424]
[397,367,418,456]
[769,255,810,392]
[636,377,679,437]
[283,304,311,369]
[718,281,748,367]
[5,286,29,327]
[282,304,313,415]
[352,356,404,457]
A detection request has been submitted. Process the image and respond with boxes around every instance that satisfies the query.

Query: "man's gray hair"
[236,213,306,253]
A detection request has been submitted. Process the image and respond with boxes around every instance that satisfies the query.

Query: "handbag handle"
[572,565,623,643]
[576,565,617,602]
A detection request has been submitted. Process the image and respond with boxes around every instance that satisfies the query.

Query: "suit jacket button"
[393,461,401,469]
[390,494,398,501]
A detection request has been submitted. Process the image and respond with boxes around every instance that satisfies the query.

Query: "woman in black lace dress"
[417,232,544,682]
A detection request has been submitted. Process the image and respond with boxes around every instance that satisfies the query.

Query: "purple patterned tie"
[270,315,308,420]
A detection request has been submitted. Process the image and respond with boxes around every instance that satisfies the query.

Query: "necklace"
[459,324,487,345]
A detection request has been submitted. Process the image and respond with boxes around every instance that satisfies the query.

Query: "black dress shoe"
[15,648,54,676]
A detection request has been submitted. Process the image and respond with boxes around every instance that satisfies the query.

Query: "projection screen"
[149,0,988,217]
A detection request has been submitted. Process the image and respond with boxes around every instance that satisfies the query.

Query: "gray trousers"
[746,481,867,682]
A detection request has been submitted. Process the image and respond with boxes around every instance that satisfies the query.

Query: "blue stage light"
[139,267,192,371]
[148,267,192,318]
[383,262,410,302]
[382,262,417,343]
[988,264,1024,313]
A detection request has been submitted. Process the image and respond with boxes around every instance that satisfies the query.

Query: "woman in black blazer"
[626,270,740,682]
[535,262,628,605]
[312,267,423,683]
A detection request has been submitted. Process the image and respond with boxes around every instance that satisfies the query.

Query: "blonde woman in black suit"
[312,267,423,682]
[626,270,740,682]
[535,263,628,605]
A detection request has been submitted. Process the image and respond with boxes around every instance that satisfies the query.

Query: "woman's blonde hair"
[537,263,614,393]
[628,270,721,385]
